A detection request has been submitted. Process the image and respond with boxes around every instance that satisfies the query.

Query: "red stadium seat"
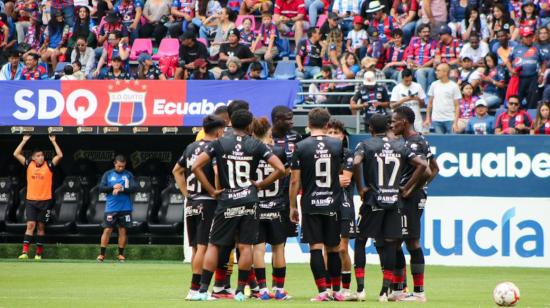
[152,38,179,60]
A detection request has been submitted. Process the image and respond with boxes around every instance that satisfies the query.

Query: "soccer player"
[191,109,285,301]
[14,135,63,260]
[327,119,356,301]
[352,114,427,302]
[389,106,439,302]
[250,117,291,300]
[97,155,136,262]
[173,115,226,300]
[289,108,353,302]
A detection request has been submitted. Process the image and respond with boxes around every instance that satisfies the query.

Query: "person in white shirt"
[346,15,367,56]
[458,56,481,89]
[459,33,489,67]
[390,68,426,132]
[425,63,462,134]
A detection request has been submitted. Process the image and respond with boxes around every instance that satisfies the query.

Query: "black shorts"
[209,204,259,246]
[102,211,133,229]
[25,200,52,223]
[300,213,341,247]
[281,207,299,237]
[401,190,426,239]
[357,204,403,240]
[340,219,357,239]
[186,199,216,247]
[256,210,287,245]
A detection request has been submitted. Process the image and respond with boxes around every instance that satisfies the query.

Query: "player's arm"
[289,169,301,223]
[352,146,367,200]
[172,163,188,197]
[256,155,285,189]
[401,155,427,198]
[49,135,63,166]
[13,135,31,165]
[191,152,221,198]
[426,157,439,185]
[99,172,114,193]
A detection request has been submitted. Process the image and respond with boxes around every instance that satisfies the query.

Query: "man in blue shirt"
[466,99,495,135]
[97,155,136,262]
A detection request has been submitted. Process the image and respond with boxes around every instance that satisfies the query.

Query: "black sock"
[394,247,406,291]
[214,246,231,288]
[36,235,45,255]
[118,247,124,256]
[354,238,367,292]
[409,248,425,293]
[100,246,107,256]
[255,267,267,289]
[342,272,351,290]
[327,252,341,292]
[199,269,214,293]
[23,234,33,245]
[236,269,249,294]
[310,249,327,293]
[272,267,286,289]
[191,273,201,291]
[380,243,397,296]
[248,269,258,290]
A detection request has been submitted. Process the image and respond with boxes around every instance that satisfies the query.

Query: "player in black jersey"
[271,105,302,238]
[326,119,357,301]
[352,114,427,302]
[250,117,291,301]
[388,106,439,302]
[173,115,226,300]
[289,108,353,302]
[191,109,285,302]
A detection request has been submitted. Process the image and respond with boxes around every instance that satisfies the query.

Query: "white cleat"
[388,290,408,302]
[378,293,389,302]
[401,292,427,302]
[185,289,199,301]
[340,289,356,301]
[355,290,366,301]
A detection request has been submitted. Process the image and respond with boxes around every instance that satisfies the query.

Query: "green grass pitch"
[0,259,548,307]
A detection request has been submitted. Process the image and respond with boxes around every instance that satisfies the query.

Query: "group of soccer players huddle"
[173,100,439,302]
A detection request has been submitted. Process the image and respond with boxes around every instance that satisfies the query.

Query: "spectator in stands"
[531,101,550,134]
[406,23,436,93]
[137,53,166,79]
[466,99,495,134]
[203,7,235,57]
[167,0,194,37]
[507,26,547,109]
[93,30,130,78]
[320,12,342,41]
[459,32,489,68]
[458,56,481,89]
[488,4,515,48]
[103,55,132,79]
[365,26,385,69]
[114,0,143,41]
[417,0,447,38]
[537,27,550,60]
[390,0,418,44]
[175,31,208,79]
[345,15,367,58]
[350,70,390,131]
[425,63,462,134]
[327,51,360,114]
[94,0,114,23]
[366,1,396,44]
[68,6,96,51]
[307,65,333,103]
[495,95,533,134]
[494,29,515,65]
[71,60,86,79]
[0,13,9,51]
[246,61,263,80]
[97,154,136,262]
[0,12,17,60]
[50,0,75,27]
[97,11,128,48]
[41,11,70,72]
[382,29,407,82]
[195,0,223,40]
[189,57,215,79]
[296,27,323,79]
[252,12,279,74]
[14,0,38,43]
[71,36,96,78]
[356,57,385,90]
[460,7,488,41]
[0,49,24,80]
[139,0,171,43]
[22,12,42,53]
[216,28,255,76]
[514,1,540,41]
[456,82,478,133]
[448,0,472,38]
[480,53,506,108]
[390,68,426,132]
[434,25,462,76]
[13,135,63,260]
[238,17,255,47]
[240,0,272,16]
[220,56,245,79]
[20,53,48,80]
[274,0,308,44]
[331,0,361,34]
[60,63,77,79]
[541,0,550,27]
[325,27,343,66]
[509,0,523,23]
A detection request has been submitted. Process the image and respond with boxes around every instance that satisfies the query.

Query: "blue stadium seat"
[527,109,537,120]
[277,38,291,58]
[273,60,296,80]
[247,61,269,79]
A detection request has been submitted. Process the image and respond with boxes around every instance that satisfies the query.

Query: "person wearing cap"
[94,30,130,79]
[346,15,367,56]
[434,24,462,70]
[390,68,426,132]
[406,23,436,93]
[217,28,255,74]
[460,32,489,67]
[390,0,418,45]
[175,31,209,79]
[458,56,480,89]
[350,70,390,131]
[0,49,24,80]
[507,26,547,109]
[103,55,132,80]
[274,0,309,44]
[97,11,128,47]
[320,12,342,41]
[466,99,495,134]
[296,27,323,79]
[136,53,166,80]
[383,28,407,82]
[366,0,396,44]
[20,53,48,80]
[114,0,143,41]
[190,58,215,79]
[495,95,532,134]
[424,63,462,134]
[513,0,539,41]
[331,0,361,33]
[49,0,75,27]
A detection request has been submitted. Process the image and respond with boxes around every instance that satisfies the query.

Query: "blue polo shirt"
[99,169,135,213]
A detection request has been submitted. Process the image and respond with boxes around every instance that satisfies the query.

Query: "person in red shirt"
[274,0,309,44]
[20,53,48,80]
[495,95,533,134]
[531,101,550,134]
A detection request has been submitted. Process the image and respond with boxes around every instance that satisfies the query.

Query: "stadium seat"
[273,59,296,80]
[46,177,84,234]
[54,62,70,78]
[247,60,269,79]
[152,38,179,60]
[0,177,14,232]
[235,14,256,30]
[127,176,155,234]
[148,182,184,235]
[527,109,537,120]
[130,38,154,61]
[76,185,106,234]
[4,188,29,234]
[277,38,291,58]
[197,37,208,48]
[316,14,328,28]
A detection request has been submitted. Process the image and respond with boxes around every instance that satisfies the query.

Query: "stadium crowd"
[0,0,550,134]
